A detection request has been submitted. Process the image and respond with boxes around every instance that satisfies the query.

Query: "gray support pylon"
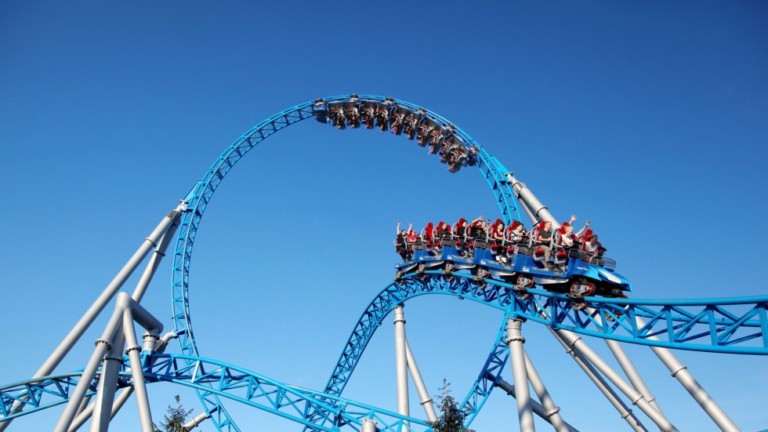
[505,173,557,225]
[506,318,535,431]
[494,378,579,432]
[55,313,121,432]
[548,329,646,432]
[89,334,124,432]
[0,204,184,432]
[522,350,568,432]
[585,307,666,417]
[75,395,92,419]
[404,340,438,423]
[605,340,664,415]
[554,329,677,431]
[122,310,154,432]
[182,411,211,430]
[130,213,181,302]
[361,418,378,432]
[38,204,183,376]
[69,389,134,432]
[393,306,410,429]
[56,293,163,432]
[634,317,739,432]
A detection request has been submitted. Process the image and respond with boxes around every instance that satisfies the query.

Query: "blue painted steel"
[0,355,430,432]
[2,273,765,428]
[456,317,510,425]
[169,95,524,430]
[302,271,768,430]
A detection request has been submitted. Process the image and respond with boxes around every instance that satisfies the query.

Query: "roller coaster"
[1,94,766,432]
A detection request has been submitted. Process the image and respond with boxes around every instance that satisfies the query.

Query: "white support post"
[495,378,579,432]
[361,418,378,432]
[182,411,211,430]
[506,318,535,431]
[522,350,569,432]
[404,340,437,423]
[585,307,667,418]
[393,306,410,429]
[130,214,181,302]
[89,334,125,432]
[549,329,647,432]
[55,304,126,432]
[554,329,677,431]
[634,317,739,432]
[605,340,664,415]
[122,309,154,432]
[0,205,184,432]
[505,173,558,226]
[69,389,134,432]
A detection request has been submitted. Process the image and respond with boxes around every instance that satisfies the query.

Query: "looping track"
[2,94,765,431]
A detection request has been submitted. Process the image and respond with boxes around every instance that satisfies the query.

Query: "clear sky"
[1,1,767,431]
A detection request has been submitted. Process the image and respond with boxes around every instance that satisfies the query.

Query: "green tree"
[154,395,193,432]
[431,380,473,432]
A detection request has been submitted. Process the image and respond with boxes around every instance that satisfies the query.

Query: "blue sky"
[1,1,767,430]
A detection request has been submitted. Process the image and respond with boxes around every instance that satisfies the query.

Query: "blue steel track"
[1,95,767,431]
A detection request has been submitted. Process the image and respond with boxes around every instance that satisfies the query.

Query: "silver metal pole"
[182,411,211,430]
[361,418,378,432]
[55,343,113,429]
[554,329,677,431]
[634,317,739,432]
[122,310,154,432]
[75,395,92,420]
[0,205,184,432]
[55,301,127,432]
[505,173,558,225]
[506,318,535,431]
[522,350,568,432]
[89,334,124,432]
[548,329,646,432]
[605,340,664,415]
[585,307,667,417]
[495,378,579,432]
[393,305,410,429]
[404,340,438,423]
[38,205,183,377]
[69,389,134,432]
[130,214,181,303]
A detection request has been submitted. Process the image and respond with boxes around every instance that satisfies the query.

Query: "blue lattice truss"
[169,95,526,430]
[5,273,765,429]
[5,95,760,431]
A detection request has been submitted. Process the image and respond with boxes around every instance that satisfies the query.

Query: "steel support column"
[393,305,410,429]
[522,351,568,431]
[554,329,677,431]
[635,317,739,432]
[495,378,578,432]
[549,329,646,432]
[405,340,437,423]
[506,318,534,431]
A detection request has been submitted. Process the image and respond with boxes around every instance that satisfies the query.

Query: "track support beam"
[393,305,410,430]
[635,317,739,432]
[506,318,535,431]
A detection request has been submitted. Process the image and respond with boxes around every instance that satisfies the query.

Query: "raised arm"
[575,220,590,237]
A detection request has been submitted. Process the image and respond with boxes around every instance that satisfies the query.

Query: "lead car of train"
[395,236,631,308]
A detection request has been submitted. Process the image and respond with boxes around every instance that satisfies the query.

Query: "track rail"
[170,94,524,430]
[3,274,765,429]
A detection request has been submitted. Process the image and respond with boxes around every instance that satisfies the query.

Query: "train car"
[395,231,631,306]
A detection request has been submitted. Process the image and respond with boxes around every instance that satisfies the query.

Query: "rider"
[489,219,505,261]
[535,221,554,268]
[395,221,411,261]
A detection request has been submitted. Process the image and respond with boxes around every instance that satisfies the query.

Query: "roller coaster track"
[3,276,766,429]
[1,94,764,431]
